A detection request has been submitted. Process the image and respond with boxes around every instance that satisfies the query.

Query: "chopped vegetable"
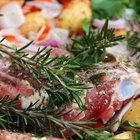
[37,24,51,41]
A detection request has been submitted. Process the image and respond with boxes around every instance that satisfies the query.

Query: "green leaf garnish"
[82,18,91,35]
[91,0,129,18]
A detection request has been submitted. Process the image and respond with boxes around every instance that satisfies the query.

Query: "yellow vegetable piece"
[121,98,140,131]
[114,131,133,139]
[55,0,92,35]
[20,12,47,37]
[114,29,127,37]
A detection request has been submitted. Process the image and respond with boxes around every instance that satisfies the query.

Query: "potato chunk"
[114,131,133,139]
[0,0,24,7]
[121,98,140,131]
[20,12,47,37]
[55,0,92,35]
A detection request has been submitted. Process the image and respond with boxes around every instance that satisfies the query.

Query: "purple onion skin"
[41,39,61,48]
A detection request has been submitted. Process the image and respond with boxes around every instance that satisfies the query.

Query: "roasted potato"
[113,131,133,139]
[121,98,140,131]
[55,0,92,35]
[0,0,24,7]
[20,12,47,37]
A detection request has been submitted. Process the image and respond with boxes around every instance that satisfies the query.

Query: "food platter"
[0,0,140,139]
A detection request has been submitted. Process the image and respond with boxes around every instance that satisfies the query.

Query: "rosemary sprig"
[0,42,86,109]
[127,32,140,53]
[68,20,125,67]
[0,94,114,139]
[0,40,116,139]
[127,31,140,70]
[0,20,125,139]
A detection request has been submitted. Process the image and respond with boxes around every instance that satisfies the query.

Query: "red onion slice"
[40,39,61,48]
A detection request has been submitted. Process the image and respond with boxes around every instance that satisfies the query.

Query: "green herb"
[0,94,115,139]
[127,31,140,71]
[82,18,91,35]
[90,72,106,84]
[91,0,129,19]
[0,39,116,139]
[127,32,140,51]
[0,19,126,139]
[122,120,140,129]
[0,42,86,109]
[91,0,140,21]
[128,0,140,15]
[0,95,90,137]
[68,20,124,67]
[133,132,140,140]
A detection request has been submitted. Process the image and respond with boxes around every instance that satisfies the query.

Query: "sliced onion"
[0,2,25,29]
[40,39,61,48]
[92,19,127,29]
[46,28,69,45]
[27,1,63,19]
[0,28,20,36]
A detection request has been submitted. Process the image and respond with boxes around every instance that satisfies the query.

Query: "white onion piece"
[0,2,25,29]
[27,1,63,19]
[0,28,20,36]
[46,28,69,45]
[0,28,31,46]
[93,19,127,29]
